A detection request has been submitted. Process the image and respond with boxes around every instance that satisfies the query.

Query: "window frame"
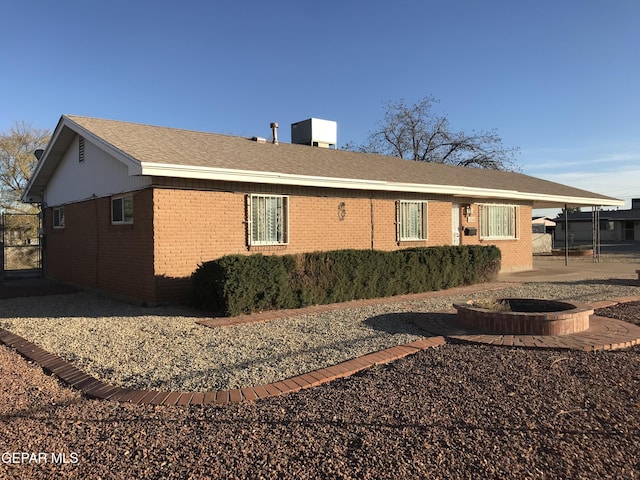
[396,200,429,241]
[247,194,289,246]
[53,206,65,229]
[479,204,519,240]
[111,195,134,225]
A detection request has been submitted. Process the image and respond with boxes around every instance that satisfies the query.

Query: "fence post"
[0,212,4,280]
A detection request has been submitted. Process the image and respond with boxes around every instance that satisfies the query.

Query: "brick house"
[22,115,623,304]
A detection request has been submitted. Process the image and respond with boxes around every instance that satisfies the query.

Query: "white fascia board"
[22,117,69,202]
[452,191,624,207]
[140,162,624,207]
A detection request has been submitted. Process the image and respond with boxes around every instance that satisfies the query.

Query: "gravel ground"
[0,300,638,479]
[0,280,639,479]
[0,280,639,391]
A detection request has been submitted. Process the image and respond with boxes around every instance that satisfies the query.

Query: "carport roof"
[559,208,640,221]
[24,115,624,209]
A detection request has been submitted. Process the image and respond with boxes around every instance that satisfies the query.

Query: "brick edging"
[0,327,445,407]
[2,295,639,407]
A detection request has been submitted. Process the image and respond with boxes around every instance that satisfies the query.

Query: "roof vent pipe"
[270,122,279,145]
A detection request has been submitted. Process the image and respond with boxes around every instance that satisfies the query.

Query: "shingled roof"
[24,115,623,209]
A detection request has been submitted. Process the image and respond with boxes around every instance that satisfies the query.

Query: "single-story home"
[555,199,640,244]
[22,115,624,304]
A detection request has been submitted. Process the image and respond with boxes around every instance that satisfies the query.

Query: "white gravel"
[1,280,639,392]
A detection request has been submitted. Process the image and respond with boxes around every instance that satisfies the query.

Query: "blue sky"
[2,0,639,215]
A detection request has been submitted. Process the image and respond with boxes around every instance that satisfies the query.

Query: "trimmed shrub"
[191,254,296,315]
[191,246,501,316]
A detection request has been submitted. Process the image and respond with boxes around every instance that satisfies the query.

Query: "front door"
[452,204,461,245]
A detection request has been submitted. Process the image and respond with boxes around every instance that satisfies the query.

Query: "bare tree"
[0,121,50,213]
[345,97,520,171]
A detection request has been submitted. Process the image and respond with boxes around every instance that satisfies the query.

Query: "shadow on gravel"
[0,278,79,299]
[0,290,212,320]
[543,278,638,287]
[1,401,629,441]
[363,312,446,336]
[0,396,85,421]
[528,279,640,301]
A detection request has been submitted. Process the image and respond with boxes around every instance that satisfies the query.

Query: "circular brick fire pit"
[453,298,594,335]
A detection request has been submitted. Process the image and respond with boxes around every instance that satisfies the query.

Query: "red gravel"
[596,300,640,326]
[0,299,639,479]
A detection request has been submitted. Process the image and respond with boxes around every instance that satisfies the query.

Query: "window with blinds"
[248,194,289,245]
[396,200,428,241]
[479,204,518,239]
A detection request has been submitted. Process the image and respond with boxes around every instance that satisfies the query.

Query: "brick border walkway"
[0,287,639,407]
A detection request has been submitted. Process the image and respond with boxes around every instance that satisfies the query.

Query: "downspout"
[94,194,100,288]
[370,197,375,250]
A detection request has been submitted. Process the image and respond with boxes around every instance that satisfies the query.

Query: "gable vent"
[79,136,85,163]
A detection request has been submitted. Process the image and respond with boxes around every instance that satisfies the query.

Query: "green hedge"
[191,246,501,316]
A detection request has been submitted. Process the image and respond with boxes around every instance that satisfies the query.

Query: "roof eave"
[141,162,624,208]
[21,116,69,203]
[22,115,143,203]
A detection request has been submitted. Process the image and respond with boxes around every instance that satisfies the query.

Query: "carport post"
[564,204,569,266]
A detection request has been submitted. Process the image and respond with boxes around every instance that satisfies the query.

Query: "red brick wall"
[152,190,461,274]
[45,186,533,304]
[44,189,155,303]
[152,190,377,284]
[458,203,533,272]
[152,189,248,302]
[152,190,533,302]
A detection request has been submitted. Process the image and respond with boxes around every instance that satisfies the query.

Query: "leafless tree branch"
[345,97,520,171]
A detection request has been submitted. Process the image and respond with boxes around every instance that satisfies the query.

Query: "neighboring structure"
[22,115,624,304]
[555,199,640,245]
[532,216,556,234]
[532,216,556,254]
